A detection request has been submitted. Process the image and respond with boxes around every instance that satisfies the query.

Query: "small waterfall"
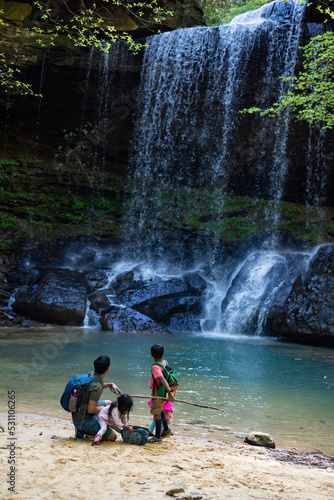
[79,48,113,187]
[96,51,112,175]
[128,0,308,259]
[303,24,331,213]
[220,250,310,335]
[35,50,48,150]
[264,0,306,238]
[306,127,328,208]
[79,45,95,125]
[73,43,128,200]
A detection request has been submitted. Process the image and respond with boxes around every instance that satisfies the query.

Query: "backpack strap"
[151,361,167,393]
[77,373,103,414]
[152,361,165,379]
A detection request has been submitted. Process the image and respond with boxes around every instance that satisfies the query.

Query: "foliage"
[242,3,334,130]
[0,10,40,96]
[201,0,271,26]
[54,123,101,186]
[244,31,334,129]
[32,0,173,53]
[0,158,124,248]
[126,182,334,242]
[0,1,173,95]
[0,156,333,248]
[0,51,41,96]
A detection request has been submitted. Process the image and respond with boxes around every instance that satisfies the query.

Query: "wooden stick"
[130,394,226,413]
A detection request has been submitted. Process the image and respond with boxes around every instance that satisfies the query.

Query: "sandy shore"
[1,413,334,500]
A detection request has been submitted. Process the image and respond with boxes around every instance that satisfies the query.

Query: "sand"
[1,413,334,500]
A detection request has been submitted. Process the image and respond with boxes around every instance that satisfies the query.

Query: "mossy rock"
[0,0,32,21]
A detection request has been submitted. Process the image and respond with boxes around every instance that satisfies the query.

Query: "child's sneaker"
[92,435,102,446]
[148,436,162,443]
[161,429,173,438]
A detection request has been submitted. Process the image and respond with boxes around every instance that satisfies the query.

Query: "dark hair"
[94,355,110,374]
[151,344,164,359]
[108,394,133,417]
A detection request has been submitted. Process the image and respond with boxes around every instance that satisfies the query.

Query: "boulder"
[100,306,170,334]
[244,431,275,448]
[88,288,118,313]
[167,313,201,332]
[0,1,32,21]
[0,287,11,307]
[112,269,146,295]
[12,269,88,325]
[85,270,109,293]
[118,278,189,308]
[114,274,208,330]
[115,269,134,282]
[184,272,208,295]
[272,245,334,342]
[136,296,202,322]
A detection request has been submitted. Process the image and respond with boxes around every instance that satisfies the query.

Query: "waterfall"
[74,43,128,198]
[35,50,48,150]
[128,0,309,258]
[303,24,330,218]
[219,250,310,335]
[76,1,329,335]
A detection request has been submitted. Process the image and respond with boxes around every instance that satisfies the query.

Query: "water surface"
[1,327,333,456]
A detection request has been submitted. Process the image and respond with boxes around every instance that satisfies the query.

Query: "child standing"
[149,344,175,443]
[148,399,173,435]
[92,393,133,445]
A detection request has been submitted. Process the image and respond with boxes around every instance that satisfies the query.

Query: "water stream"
[35,49,48,150]
[128,0,309,256]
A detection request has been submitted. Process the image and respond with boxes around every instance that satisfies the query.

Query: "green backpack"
[121,426,149,445]
[152,361,178,398]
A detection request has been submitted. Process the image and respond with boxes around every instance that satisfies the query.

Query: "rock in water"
[244,432,275,448]
[100,306,171,334]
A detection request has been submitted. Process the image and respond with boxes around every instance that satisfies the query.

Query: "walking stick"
[130,394,226,413]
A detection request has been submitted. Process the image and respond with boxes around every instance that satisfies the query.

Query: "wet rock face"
[167,313,201,332]
[0,0,205,165]
[13,269,88,325]
[8,263,209,331]
[118,278,190,308]
[220,252,306,335]
[114,272,207,331]
[272,245,334,342]
[100,306,171,334]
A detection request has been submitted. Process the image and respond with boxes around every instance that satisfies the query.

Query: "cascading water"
[62,1,329,336]
[219,250,311,335]
[128,0,308,259]
[35,50,48,151]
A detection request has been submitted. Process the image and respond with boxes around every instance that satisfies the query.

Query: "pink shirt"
[150,359,167,390]
[148,399,173,411]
